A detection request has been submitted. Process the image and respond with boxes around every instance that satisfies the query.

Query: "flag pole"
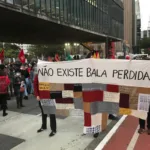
[2,42,4,49]
[3,42,5,64]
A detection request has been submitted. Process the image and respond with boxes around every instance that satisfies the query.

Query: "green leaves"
[0,43,20,58]
[140,38,150,49]
[28,44,64,57]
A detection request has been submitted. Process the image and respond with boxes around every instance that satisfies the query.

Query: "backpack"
[0,76,10,94]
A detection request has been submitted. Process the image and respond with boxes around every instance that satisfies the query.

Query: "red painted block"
[103,116,138,150]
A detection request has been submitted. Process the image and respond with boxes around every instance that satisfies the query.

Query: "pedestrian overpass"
[0,0,123,44]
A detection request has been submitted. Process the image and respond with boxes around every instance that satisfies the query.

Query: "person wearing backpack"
[0,64,10,117]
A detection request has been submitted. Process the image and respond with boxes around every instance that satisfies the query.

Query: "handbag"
[20,86,25,92]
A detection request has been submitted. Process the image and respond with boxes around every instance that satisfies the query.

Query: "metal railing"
[0,0,123,39]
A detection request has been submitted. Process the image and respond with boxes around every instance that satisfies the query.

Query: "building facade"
[135,0,141,43]
[123,0,136,50]
[0,0,124,42]
[141,17,150,39]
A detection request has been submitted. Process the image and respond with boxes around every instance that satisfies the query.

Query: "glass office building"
[1,0,123,40]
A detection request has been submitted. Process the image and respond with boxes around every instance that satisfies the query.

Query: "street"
[0,96,115,150]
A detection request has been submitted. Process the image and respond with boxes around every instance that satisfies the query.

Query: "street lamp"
[64,43,70,55]
[74,43,79,46]
[65,43,70,46]
[74,43,77,46]
[73,43,80,54]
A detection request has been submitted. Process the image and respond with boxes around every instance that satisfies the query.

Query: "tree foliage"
[0,42,20,58]
[139,38,150,55]
[143,48,150,55]
[140,38,150,49]
[28,44,64,58]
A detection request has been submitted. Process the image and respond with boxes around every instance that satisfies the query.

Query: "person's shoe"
[24,96,28,100]
[7,97,11,100]
[21,105,25,107]
[37,128,47,133]
[49,131,56,137]
[147,129,150,135]
[93,133,99,138]
[3,113,8,117]
[17,105,20,109]
[109,114,118,120]
[138,128,145,134]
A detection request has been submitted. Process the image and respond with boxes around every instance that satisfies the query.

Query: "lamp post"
[64,43,70,55]
[73,43,79,54]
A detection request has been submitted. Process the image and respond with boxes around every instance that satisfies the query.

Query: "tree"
[143,48,150,55]
[139,38,150,55]
[140,38,150,49]
[28,44,64,58]
[0,42,20,58]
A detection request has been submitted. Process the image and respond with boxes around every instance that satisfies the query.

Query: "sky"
[139,0,150,30]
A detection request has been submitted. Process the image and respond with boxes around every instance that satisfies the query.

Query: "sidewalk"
[96,116,150,150]
[0,108,112,150]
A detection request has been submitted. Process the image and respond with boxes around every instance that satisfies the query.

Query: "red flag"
[0,49,4,63]
[55,54,60,62]
[18,49,25,64]
[48,56,52,62]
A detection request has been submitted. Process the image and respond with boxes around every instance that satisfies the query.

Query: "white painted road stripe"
[95,115,127,150]
[36,113,41,116]
[126,126,139,150]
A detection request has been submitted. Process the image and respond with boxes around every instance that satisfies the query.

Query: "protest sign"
[38,59,150,88]
[37,59,150,134]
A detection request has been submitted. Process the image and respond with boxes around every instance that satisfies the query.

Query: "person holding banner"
[138,106,150,135]
[34,74,57,137]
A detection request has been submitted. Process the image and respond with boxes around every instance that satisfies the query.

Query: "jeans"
[15,87,23,107]
[25,78,32,94]
[30,82,34,94]
[24,83,28,97]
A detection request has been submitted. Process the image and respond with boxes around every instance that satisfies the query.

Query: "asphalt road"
[7,95,41,116]
[0,95,120,150]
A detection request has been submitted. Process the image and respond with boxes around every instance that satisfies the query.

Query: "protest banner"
[37,59,150,134]
[38,59,150,88]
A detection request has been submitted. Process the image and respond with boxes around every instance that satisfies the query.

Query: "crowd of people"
[0,61,37,115]
[0,51,150,138]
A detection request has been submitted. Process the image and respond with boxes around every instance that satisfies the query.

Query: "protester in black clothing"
[34,74,57,137]
[14,71,25,109]
[8,68,14,97]
[37,101,56,135]
[138,106,150,135]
